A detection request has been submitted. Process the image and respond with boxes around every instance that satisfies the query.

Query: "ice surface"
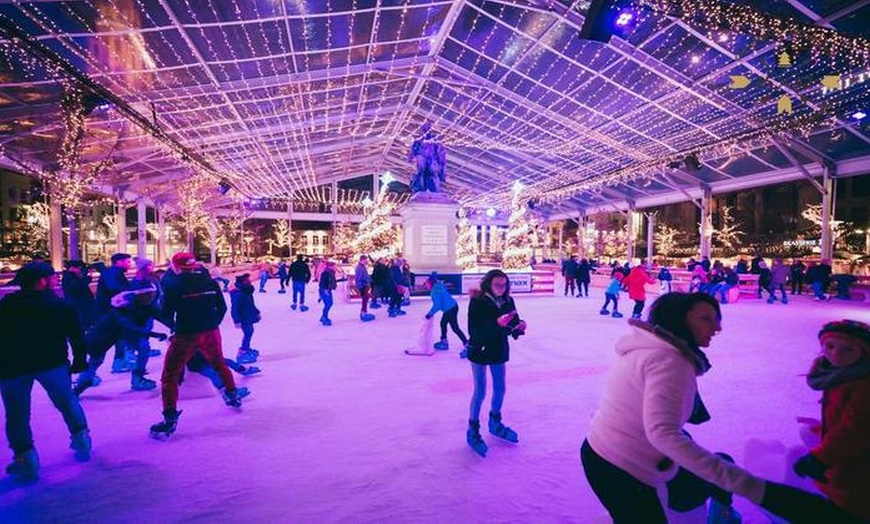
[1,284,867,523]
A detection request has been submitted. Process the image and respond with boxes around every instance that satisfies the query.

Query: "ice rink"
[1,284,867,523]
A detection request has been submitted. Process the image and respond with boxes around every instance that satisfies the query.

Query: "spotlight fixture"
[615,11,633,26]
[512,180,524,193]
[684,153,703,172]
[218,178,232,195]
[486,207,497,218]
[691,55,701,64]
[578,0,618,43]
[853,111,867,120]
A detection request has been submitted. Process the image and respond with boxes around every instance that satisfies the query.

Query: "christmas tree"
[455,208,478,270]
[502,182,533,270]
[354,184,399,259]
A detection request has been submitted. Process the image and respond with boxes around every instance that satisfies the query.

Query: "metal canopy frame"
[0,0,868,213]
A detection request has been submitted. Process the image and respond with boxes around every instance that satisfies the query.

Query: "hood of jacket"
[616,319,710,376]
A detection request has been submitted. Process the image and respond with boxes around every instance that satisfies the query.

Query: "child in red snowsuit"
[794,320,870,520]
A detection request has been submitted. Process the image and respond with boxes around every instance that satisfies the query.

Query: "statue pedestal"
[399,192,460,274]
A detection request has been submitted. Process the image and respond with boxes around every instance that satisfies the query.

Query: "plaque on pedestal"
[398,192,459,273]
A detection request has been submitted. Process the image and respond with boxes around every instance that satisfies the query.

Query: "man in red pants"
[150,253,242,438]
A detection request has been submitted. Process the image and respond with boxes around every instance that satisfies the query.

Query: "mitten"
[793,453,829,483]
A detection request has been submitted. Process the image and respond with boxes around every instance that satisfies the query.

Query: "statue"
[408,122,446,193]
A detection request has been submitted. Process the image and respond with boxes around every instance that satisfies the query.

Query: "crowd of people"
[0,251,867,523]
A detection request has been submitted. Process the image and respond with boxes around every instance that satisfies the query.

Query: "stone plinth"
[398,192,460,273]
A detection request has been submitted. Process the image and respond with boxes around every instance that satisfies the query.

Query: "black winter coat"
[575,261,591,283]
[289,260,311,283]
[0,290,86,379]
[466,293,521,365]
[162,270,227,335]
[231,284,261,324]
[96,266,129,313]
[62,270,97,329]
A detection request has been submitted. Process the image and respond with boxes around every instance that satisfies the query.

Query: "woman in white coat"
[581,292,864,524]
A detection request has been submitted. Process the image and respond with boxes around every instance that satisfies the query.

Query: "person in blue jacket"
[231,273,261,364]
[424,272,469,352]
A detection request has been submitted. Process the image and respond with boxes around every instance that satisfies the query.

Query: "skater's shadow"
[0,459,170,522]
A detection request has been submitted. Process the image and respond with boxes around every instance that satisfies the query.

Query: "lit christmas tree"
[455,208,478,270]
[333,220,358,258]
[713,204,744,252]
[502,181,533,270]
[353,174,400,259]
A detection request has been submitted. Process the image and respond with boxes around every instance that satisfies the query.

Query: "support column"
[287,201,294,257]
[116,204,127,254]
[209,216,217,265]
[820,165,835,261]
[489,225,497,253]
[331,180,338,255]
[156,206,167,264]
[558,223,564,256]
[481,224,489,254]
[626,202,637,262]
[699,187,713,259]
[577,213,586,257]
[49,199,63,269]
[136,199,147,260]
[645,212,657,266]
[68,213,80,261]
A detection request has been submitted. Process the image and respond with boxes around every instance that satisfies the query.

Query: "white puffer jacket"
[586,321,766,504]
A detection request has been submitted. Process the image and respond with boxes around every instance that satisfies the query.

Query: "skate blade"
[404,350,434,356]
[149,431,173,440]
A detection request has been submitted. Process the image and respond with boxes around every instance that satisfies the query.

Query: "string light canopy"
[0,0,868,216]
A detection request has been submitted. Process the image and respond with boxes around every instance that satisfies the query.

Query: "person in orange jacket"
[624,262,656,319]
[794,320,870,520]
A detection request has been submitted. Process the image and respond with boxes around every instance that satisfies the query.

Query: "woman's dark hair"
[474,269,511,298]
[647,292,721,347]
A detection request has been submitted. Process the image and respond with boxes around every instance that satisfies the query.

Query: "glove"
[150,332,168,342]
[793,453,829,483]
[71,358,88,374]
[425,314,432,320]
[760,481,865,524]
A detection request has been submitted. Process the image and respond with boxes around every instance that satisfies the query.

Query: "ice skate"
[781,297,789,304]
[320,318,332,326]
[766,297,776,304]
[599,308,609,315]
[370,301,382,309]
[73,377,94,397]
[631,313,641,319]
[237,350,258,364]
[360,313,376,322]
[395,309,407,316]
[6,449,39,480]
[111,358,132,373]
[90,375,102,387]
[459,344,469,359]
[611,311,623,318]
[70,429,92,462]
[466,420,487,457]
[219,385,250,400]
[433,339,449,351]
[404,348,434,356]
[239,365,261,376]
[222,388,243,407]
[131,375,157,391]
[150,410,181,439]
[488,411,519,443]
[300,305,309,312]
[388,308,398,318]
[291,303,297,310]
[278,289,286,294]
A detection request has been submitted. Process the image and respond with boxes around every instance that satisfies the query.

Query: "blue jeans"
[812,281,827,299]
[292,281,306,305]
[469,363,506,421]
[708,283,732,302]
[320,290,333,320]
[1,365,88,455]
[259,271,268,291]
[240,322,254,351]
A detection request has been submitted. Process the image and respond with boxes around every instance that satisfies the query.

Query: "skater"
[575,258,592,297]
[656,266,673,294]
[95,253,133,373]
[210,265,230,292]
[370,257,390,310]
[391,256,411,308]
[767,258,790,304]
[0,262,91,480]
[318,260,337,326]
[599,272,624,319]
[793,320,870,520]
[582,292,859,524]
[61,260,97,332]
[790,259,806,295]
[465,269,527,457]
[807,259,833,301]
[688,264,708,293]
[355,255,375,322]
[257,259,271,293]
[230,273,261,364]
[623,263,655,319]
[289,254,311,311]
[184,352,256,401]
[562,255,578,296]
[424,272,468,353]
[150,253,242,439]
[276,260,288,294]
[757,260,773,300]
[711,266,738,304]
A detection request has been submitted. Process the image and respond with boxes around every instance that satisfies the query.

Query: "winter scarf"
[807,357,870,391]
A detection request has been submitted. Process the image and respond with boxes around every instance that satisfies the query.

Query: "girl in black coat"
[465,269,527,457]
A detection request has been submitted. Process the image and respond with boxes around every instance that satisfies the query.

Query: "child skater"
[793,320,870,520]
[318,260,337,326]
[599,271,624,318]
[465,269,527,457]
[230,274,261,364]
[425,272,469,353]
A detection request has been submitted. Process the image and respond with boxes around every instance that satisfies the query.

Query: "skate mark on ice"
[430,366,608,394]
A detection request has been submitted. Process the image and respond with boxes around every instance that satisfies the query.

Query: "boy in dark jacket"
[96,253,134,373]
[62,260,97,331]
[276,261,289,294]
[318,261,337,326]
[150,253,242,438]
[289,254,311,311]
[0,262,91,479]
[231,273,261,363]
[370,258,390,309]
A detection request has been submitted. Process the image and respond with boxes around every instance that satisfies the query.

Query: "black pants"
[581,440,667,523]
[440,305,468,344]
[578,280,589,296]
[602,293,618,311]
[791,276,803,294]
[632,300,645,317]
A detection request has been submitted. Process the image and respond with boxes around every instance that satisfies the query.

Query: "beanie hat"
[135,258,154,271]
[171,252,197,270]
[819,320,870,353]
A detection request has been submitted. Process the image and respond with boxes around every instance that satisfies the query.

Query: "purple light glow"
[615,12,634,27]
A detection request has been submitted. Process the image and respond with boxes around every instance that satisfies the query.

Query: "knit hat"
[427,271,438,284]
[14,261,55,287]
[819,320,870,353]
[171,252,197,270]
[135,257,154,271]
[235,273,250,285]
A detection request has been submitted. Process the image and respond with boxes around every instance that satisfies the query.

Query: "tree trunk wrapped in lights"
[353,189,399,260]
[173,177,210,252]
[714,204,744,253]
[502,187,533,270]
[655,223,682,261]
[455,208,478,270]
[271,219,292,256]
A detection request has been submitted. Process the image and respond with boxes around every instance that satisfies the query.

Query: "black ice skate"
[488,411,519,443]
[466,419,488,457]
[150,409,181,439]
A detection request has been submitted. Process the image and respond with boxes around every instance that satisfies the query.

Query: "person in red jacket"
[624,262,656,319]
[794,320,870,520]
